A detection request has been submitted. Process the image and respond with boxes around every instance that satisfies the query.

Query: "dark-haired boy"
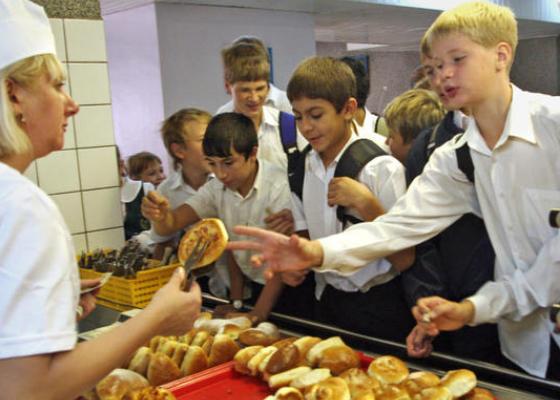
[142,113,291,321]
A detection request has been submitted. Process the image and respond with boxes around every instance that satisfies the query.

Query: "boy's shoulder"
[522,89,560,120]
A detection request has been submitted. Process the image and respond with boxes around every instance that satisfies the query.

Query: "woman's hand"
[77,278,101,321]
[406,324,434,358]
[412,296,475,336]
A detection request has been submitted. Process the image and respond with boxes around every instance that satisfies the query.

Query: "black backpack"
[278,111,300,168]
[289,138,387,226]
[427,122,474,183]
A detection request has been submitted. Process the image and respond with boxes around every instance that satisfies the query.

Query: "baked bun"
[239,328,278,347]
[256,322,280,339]
[339,367,380,398]
[305,377,351,400]
[272,337,298,349]
[292,336,321,364]
[401,371,440,396]
[367,355,409,385]
[290,368,331,390]
[233,345,264,375]
[317,345,360,376]
[440,369,476,398]
[375,384,410,400]
[201,335,214,356]
[147,352,181,386]
[171,342,189,367]
[248,346,277,376]
[180,345,208,376]
[265,343,300,376]
[96,369,149,400]
[463,387,495,400]
[128,347,152,376]
[149,336,165,353]
[190,330,211,347]
[274,386,304,400]
[159,340,179,358]
[306,337,346,367]
[208,333,240,367]
[177,218,228,267]
[219,323,244,340]
[123,387,177,400]
[180,329,198,345]
[415,386,453,400]
[268,366,311,390]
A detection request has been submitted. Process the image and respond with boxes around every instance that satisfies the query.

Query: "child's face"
[228,80,269,121]
[205,147,257,195]
[386,130,410,165]
[423,33,499,111]
[140,161,166,187]
[292,97,354,162]
[177,121,211,174]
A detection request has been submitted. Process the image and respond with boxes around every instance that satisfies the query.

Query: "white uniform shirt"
[318,86,560,377]
[0,162,79,359]
[292,134,406,299]
[186,160,291,284]
[216,84,293,115]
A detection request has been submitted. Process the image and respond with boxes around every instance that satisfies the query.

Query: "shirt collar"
[260,105,279,129]
[309,133,359,170]
[464,85,536,155]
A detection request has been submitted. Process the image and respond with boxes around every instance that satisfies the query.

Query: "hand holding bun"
[177,218,228,268]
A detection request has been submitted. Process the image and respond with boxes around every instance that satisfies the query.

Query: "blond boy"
[229,2,560,378]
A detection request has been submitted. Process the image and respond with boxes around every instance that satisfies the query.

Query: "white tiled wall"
[40,18,124,253]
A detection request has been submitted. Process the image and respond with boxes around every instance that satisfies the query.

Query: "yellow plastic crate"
[79,263,180,309]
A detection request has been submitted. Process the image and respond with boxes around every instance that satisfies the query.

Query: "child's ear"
[495,42,512,72]
[170,143,186,160]
[225,81,233,96]
[342,97,358,121]
[250,145,258,159]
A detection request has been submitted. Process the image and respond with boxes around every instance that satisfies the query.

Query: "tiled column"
[26,2,124,253]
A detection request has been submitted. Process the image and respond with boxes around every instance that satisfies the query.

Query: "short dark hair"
[340,57,369,108]
[203,113,258,159]
[127,151,162,180]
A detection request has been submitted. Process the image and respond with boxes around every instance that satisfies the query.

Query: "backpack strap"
[454,134,475,183]
[288,144,312,201]
[425,122,441,159]
[279,111,298,155]
[334,139,387,225]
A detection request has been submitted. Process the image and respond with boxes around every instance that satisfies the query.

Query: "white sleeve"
[318,143,474,274]
[0,188,78,358]
[185,180,219,219]
[358,155,407,210]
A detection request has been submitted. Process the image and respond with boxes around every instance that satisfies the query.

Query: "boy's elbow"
[391,247,415,272]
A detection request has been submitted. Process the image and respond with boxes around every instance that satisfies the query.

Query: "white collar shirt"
[0,163,79,358]
[291,134,406,299]
[318,85,560,377]
[215,84,293,115]
[186,159,291,284]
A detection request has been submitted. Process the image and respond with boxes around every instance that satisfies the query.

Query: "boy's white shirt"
[353,107,390,153]
[317,85,560,377]
[291,133,406,299]
[215,84,293,115]
[186,159,291,285]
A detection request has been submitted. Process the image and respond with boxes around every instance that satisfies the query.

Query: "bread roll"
[149,336,165,353]
[158,340,179,358]
[171,343,189,368]
[239,328,278,347]
[367,355,409,385]
[274,386,304,400]
[233,345,264,375]
[414,386,453,400]
[258,347,280,375]
[178,218,228,267]
[268,366,311,390]
[463,387,495,400]
[290,368,331,391]
[180,329,197,345]
[208,333,240,367]
[375,384,410,400]
[401,371,440,396]
[128,347,152,377]
[226,316,252,330]
[219,323,244,340]
[256,322,280,339]
[292,336,321,365]
[248,346,277,376]
[305,377,351,400]
[201,335,214,356]
[339,367,380,398]
[317,345,360,376]
[180,345,208,376]
[440,369,476,398]
[123,386,177,400]
[265,344,300,375]
[147,352,182,386]
[272,337,298,349]
[190,330,211,347]
[96,369,149,400]
[306,337,346,367]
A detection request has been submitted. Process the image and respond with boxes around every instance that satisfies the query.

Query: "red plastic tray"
[162,353,373,399]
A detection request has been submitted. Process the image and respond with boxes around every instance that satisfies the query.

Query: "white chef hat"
[0,0,56,71]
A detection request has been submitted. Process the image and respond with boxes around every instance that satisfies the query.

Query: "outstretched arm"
[142,191,200,236]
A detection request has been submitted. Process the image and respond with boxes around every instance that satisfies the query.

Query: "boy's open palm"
[141,191,170,222]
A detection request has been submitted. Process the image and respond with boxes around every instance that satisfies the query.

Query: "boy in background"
[143,113,292,322]
[229,2,560,378]
[286,57,415,340]
[216,36,291,115]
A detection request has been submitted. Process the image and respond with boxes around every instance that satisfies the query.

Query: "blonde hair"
[384,89,445,144]
[161,108,212,169]
[0,54,64,157]
[221,43,269,84]
[420,1,518,68]
[287,56,356,113]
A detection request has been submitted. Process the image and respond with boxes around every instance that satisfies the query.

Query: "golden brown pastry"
[180,345,209,376]
[96,369,149,400]
[304,377,351,400]
[290,368,331,391]
[158,340,179,358]
[233,345,264,375]
[272,337,298,349]
[219,323,244,340]
[190,330,211,347]
[367,355,409,385]
[170,342,188,368]
[146,352,182,386]
[265,343,301,375]
[180,329,198,345]
[375,385,410,400]
[123,386,177,400]
[177,218,228,267]
[292,336,321,365]
[128,347,152,377]
[306,337,346,367]
[248,346,277,376]
[274,386,304,400]
[439,369,477,398]
[414,386,453,400]
[462,387,495,400]
[208,333,240,367]
[401,371,440,396]
[201,335,214,356]
[317,345,360,376]
[268,366,312,390]
[149,336,165,353]
[339,367,380,399]
[239,328,278,346]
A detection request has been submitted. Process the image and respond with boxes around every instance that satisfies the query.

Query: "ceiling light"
[346,43,388,51]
